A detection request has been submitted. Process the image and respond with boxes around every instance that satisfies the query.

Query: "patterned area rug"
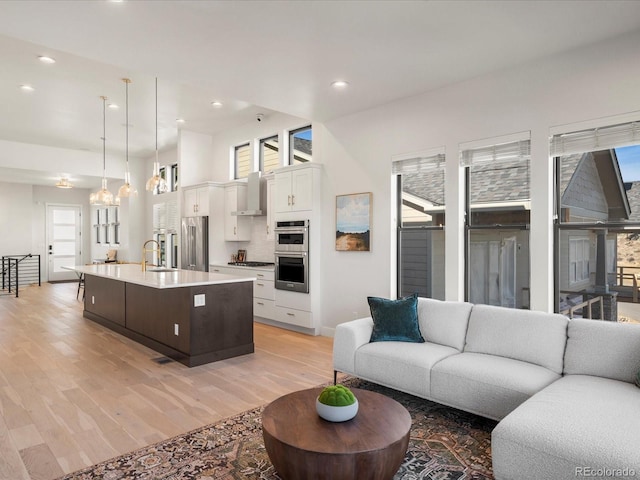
[58,378,496,480]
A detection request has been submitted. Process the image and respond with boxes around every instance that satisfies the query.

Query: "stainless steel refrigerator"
[181,216,209,271]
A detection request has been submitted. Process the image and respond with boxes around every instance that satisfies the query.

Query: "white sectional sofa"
[333,298,640,480]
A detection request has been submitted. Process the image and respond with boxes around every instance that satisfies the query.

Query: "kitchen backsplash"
[237,217,275,263]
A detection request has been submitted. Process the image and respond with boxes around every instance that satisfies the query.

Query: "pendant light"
[145,77,168,193]
[117,78,138,198]
[91,96,114,206]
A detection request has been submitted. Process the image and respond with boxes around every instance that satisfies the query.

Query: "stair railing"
[1,254,41,298]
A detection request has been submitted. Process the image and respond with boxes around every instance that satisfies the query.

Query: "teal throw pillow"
[368,293,424,343]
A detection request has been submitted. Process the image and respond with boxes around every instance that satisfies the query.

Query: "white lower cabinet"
[274,306,313,328]
[274,289,313,328]
[254,298,276,319]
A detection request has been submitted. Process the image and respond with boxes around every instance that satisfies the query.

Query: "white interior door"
[47,205,81,282]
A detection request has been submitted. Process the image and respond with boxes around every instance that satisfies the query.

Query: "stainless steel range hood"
[232,171,265,216]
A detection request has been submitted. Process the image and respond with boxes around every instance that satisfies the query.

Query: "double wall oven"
[274,220,309,293]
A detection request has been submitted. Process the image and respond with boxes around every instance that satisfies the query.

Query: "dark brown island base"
[68,264,255,367]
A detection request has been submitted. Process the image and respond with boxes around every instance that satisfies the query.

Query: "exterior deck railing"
[559,291,604,319]
[614,265,640,302]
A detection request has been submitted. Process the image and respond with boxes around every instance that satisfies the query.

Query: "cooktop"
[228,261,275,267]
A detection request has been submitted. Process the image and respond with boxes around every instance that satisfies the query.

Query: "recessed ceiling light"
[108,103,119,110]
[176,118,185,124]
[211,101,223,108]
[331,80,349,89]
[38,55,56,64]
[20,84,34,92]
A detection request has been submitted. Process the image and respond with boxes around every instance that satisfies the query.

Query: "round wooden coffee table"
[262,387,411,480]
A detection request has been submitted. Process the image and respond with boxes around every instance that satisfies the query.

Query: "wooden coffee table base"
[262,387,411,480]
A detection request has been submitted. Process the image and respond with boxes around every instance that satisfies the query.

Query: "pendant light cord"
[102,96,106,177]
[155,77,158,153]
[126,80,129,169]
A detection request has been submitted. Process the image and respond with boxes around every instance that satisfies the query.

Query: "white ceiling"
[1,0,640,187]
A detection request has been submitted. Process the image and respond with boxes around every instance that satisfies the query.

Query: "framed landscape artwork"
[336,192,372,251]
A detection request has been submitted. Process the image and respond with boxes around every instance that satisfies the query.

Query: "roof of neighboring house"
[624,181,640,222]
[561,150,631,220]
[559,153,582,194]
[403,150,633,219]
[293,137,312,156]
[403,170,444,206]
[402,158,530,207]
[469,160,530,203]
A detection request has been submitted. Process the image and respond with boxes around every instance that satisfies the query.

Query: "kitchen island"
[67,264,255,367]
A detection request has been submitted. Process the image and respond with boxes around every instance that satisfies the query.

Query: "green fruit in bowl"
[318,385,356,406]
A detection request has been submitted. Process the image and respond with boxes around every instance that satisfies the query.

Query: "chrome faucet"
[142,239,160,271]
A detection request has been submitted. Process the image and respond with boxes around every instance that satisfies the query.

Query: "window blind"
[550,121,640,157]
[392,153,444,174]
[460,140,530,167]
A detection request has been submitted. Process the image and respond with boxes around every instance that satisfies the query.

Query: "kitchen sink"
[146,268,178,273]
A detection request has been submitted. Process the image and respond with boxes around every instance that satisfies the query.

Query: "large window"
[289,126,312,165]
[234,142,251,179]
[260,135,280,173]
[394,152,445,300]
[463,137,531,309]
[553,120,640,322]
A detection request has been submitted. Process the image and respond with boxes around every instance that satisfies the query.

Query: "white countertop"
[64,264,256,289]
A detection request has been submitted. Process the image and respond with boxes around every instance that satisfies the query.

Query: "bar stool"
[76,273,85,300]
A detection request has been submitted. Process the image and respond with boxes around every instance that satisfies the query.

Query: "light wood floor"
[0,282,338,480]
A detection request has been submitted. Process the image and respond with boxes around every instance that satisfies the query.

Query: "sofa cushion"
[464,304,568,374]
[492,375,640,480]
[563,318,640,383]
[417,298,472,351]
[368,294,424,343]
[430,352,560,421]
[355,341,459,398]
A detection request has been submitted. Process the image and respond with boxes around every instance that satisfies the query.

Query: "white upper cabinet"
[183,186,209,216]
[275,167,313,213]
[224,184,251,241]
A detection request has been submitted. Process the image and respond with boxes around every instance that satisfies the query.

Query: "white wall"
[313,29,640,331]
[179,130,213,187]
[0,182,33,256]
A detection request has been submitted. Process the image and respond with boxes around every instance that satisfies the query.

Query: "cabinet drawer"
[275,306,313,328]
[254,270,275,281]
[210,265,241,275]
[254,279,275,300]
[254,298,276,320]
